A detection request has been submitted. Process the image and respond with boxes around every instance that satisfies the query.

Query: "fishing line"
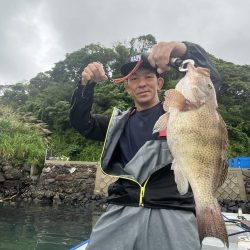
[222,213,250,237]
[228,230,250,237]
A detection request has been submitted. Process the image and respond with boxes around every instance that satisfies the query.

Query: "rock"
[73,172,88,179]
[220,207,228,212]
[4,168,22,180]
[33,198,42,204]
[20,172,30,180]
[22,164,31,172]
[0,173,5,183]
[59,193,65,200]
[95,194,101,200]
[228,206,238,213]
[3,180,20,187]
[0,160,105,207]
[85,179,93,184]
[43,167,51,173]
[53,194,62,205]
[76,194,85,201]
[55,174,73,181]
[2,165,13,172]
[44,178,55,185]
[30,175,39,182]
[91,194,97,200]
[85,193,92,199]
[44,190,54,198]
[69,167,76,174]
[32,190,45,199]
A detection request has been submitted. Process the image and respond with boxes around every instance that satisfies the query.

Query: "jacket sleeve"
[182,41,221,92]
[69,82,109,141]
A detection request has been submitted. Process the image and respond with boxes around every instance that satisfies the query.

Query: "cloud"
[0,0,63,84]
[0,0,249,84]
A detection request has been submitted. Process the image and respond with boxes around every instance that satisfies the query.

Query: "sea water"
[0,202,102,250]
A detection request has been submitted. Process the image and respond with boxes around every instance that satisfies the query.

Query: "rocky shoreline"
[1,160,250,213]
[219,199,250,214]
[0,161,107,209]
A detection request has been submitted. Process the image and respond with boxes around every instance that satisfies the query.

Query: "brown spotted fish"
[154,63,229,247]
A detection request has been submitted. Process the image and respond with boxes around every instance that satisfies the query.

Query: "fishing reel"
[169,58,195,72]
[141,52,195,72]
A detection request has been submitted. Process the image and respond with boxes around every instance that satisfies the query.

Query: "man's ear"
[124,81,131,95]
[157,77,164,91]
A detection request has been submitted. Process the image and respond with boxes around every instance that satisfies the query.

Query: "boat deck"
[70,212,250,250]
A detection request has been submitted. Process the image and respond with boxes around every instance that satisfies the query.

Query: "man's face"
[125,68,164,111]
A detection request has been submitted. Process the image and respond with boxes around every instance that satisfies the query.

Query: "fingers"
[81,62,108,84]
[148,41,188,74]
[148,41,174,74]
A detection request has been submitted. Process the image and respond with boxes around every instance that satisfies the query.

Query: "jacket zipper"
[139,177,150,207]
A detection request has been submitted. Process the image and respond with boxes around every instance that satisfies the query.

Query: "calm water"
[0,202,103,250]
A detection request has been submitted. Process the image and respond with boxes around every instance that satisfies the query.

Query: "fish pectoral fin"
[153,113,169,133]
[215,159,228,190]
[164,89,200,112]
[172,161,189,195]
[214,114,229,191]
[164,89,187,111]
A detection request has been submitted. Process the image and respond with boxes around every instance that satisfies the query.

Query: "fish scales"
[154,64,229,247]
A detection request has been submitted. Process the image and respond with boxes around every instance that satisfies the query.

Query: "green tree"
[130,34,157,54]
[1,34,249,161]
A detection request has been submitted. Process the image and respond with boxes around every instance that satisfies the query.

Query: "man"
[70,41,220,250]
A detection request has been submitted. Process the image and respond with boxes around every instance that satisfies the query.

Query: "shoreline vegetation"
[0,35,249,166]
[0,106,47,167]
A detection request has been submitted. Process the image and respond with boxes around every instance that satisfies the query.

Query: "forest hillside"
[0,34,249,166]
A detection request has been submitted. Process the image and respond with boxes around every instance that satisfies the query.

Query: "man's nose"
[137,77,146,87]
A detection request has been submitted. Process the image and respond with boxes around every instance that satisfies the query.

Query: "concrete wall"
[94,166,118,196]
[1,158,249,205]
[28,163,250,212]
[93,166,250,201]
[215,168,250,201]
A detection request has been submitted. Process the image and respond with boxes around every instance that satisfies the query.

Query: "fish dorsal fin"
[153,113,169,133]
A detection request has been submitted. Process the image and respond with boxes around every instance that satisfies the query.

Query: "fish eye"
[207,83,212,89]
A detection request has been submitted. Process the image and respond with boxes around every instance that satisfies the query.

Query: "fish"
[153,63,229,247]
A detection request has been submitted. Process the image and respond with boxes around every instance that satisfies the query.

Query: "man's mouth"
[137,91,149,95]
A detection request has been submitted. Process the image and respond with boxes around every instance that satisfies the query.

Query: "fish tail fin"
[196,198,229,248]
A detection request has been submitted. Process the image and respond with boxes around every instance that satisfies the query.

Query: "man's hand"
[81,62,108,85]
[148,41,187,74]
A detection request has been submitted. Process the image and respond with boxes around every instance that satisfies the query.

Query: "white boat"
[69,239,89,250]
[70,212,250,250]
[221,212,250,250]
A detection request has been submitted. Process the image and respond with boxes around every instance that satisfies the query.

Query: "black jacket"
[69,42,220,211]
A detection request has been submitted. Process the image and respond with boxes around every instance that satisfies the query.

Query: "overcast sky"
[0,0,249,84]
